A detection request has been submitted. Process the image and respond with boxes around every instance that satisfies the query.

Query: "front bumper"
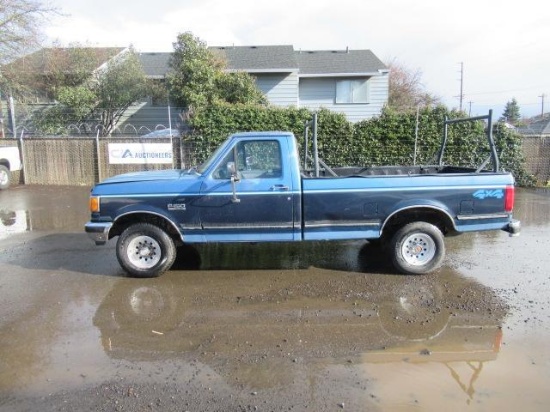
[85,221,113,245]
[503,219,521,237]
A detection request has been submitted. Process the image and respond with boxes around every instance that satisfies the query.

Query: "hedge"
[188,103,534,186]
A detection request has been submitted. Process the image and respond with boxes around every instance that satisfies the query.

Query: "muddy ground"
[0,185,549,411]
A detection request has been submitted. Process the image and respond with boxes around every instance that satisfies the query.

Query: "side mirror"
[227,161,241,203]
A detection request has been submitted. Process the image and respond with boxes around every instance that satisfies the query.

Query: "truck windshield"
[196,137,232,174]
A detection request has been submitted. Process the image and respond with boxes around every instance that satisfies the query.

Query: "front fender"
[111,205,185,242]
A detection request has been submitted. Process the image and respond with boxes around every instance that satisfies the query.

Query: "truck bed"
[306,165,483,177]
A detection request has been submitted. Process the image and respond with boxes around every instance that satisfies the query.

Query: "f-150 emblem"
[167,203,186,211]
[472,189,504,200]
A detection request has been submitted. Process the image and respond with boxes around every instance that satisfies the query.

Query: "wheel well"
[381,207,455,240]
[110,213,182,244]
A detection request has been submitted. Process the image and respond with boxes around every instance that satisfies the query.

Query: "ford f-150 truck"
[85,114,520,277]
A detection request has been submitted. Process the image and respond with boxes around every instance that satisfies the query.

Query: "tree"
[167,32,266,110]
[33,47,149,136]
[93,49,148,135]
[500,98,521,125]
[386,59,439,113]
[0,0,57,65]
[1,44,109,102]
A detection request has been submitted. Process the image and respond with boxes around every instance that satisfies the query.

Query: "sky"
[43,0,550,119]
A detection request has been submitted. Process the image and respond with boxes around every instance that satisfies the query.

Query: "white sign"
[108,143,173,165]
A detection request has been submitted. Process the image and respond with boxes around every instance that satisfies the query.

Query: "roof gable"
[139,52,172,78]
[5,47,126,74]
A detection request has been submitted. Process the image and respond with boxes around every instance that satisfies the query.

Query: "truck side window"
[213,140,282,180]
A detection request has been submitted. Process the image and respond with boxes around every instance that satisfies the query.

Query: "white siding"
[299,74,388,122]
[254,72,298,107]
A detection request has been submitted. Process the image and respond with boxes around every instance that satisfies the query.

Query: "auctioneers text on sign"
[108,143,173,165]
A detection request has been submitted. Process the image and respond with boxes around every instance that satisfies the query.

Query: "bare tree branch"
[0,0,59,64]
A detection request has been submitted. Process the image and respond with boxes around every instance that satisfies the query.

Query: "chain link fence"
[522,136,550,185]
[1,131,549,187]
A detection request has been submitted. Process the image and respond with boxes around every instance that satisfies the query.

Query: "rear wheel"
[116,223,176,277]
[390,222,445,275]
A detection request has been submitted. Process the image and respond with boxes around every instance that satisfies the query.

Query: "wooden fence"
[1,135,550,187]
[0,136,197,186]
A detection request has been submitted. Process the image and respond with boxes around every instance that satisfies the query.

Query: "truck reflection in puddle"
[93,241,507,402]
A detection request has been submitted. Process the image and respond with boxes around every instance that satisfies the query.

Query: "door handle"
[270,184,289,191]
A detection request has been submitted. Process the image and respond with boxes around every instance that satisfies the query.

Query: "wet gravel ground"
[0,186,549,411]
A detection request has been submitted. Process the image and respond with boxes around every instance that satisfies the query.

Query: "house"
[516,115,550,137]
[2,44,388,135]
[211,45,389,122]
[139,45,389,123]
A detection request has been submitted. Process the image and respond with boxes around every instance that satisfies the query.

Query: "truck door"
[197,139,295,241]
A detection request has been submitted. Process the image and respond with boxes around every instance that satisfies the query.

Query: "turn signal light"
[90,196,100,213]
[504,185,515,213]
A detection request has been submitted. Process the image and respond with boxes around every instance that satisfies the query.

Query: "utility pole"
[457,62,464,112]
[468,101,473,116]
[539,94,546,118]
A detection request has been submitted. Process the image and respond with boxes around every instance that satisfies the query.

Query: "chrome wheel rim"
[127,235,161,269]
[401,233,436,266]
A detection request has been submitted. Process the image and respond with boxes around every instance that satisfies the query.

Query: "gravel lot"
[0,185,549,411]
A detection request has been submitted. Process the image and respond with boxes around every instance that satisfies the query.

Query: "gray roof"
[210,45,298,72]
[517,116,550,135]
[139,52,172,78]
[137,45,387,78]
[296,49,388,76]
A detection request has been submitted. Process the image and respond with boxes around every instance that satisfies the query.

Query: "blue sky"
[45,0,550,119]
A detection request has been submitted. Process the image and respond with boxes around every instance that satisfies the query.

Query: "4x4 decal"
[473,189,504,200]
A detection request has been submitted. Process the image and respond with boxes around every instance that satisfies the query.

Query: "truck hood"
[98,169,197,185]
[92,169,204,196]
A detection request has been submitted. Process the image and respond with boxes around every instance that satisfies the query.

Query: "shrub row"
[188,103,534,186]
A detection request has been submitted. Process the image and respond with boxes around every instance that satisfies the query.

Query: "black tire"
[0,165,10,190]
[116,223,176,278]
[390,222,445,275]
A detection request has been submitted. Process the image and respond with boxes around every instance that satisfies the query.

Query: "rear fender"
[381,200,456,237]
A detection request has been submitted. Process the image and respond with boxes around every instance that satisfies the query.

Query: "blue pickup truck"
[85,117,519,277]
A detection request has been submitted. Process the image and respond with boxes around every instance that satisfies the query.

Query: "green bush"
[188,103,533,186]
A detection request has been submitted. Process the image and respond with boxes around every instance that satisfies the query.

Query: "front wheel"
[390,222,445,275]
[116,223,176,278]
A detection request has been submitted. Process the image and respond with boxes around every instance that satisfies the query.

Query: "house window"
[336,79,369,104]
